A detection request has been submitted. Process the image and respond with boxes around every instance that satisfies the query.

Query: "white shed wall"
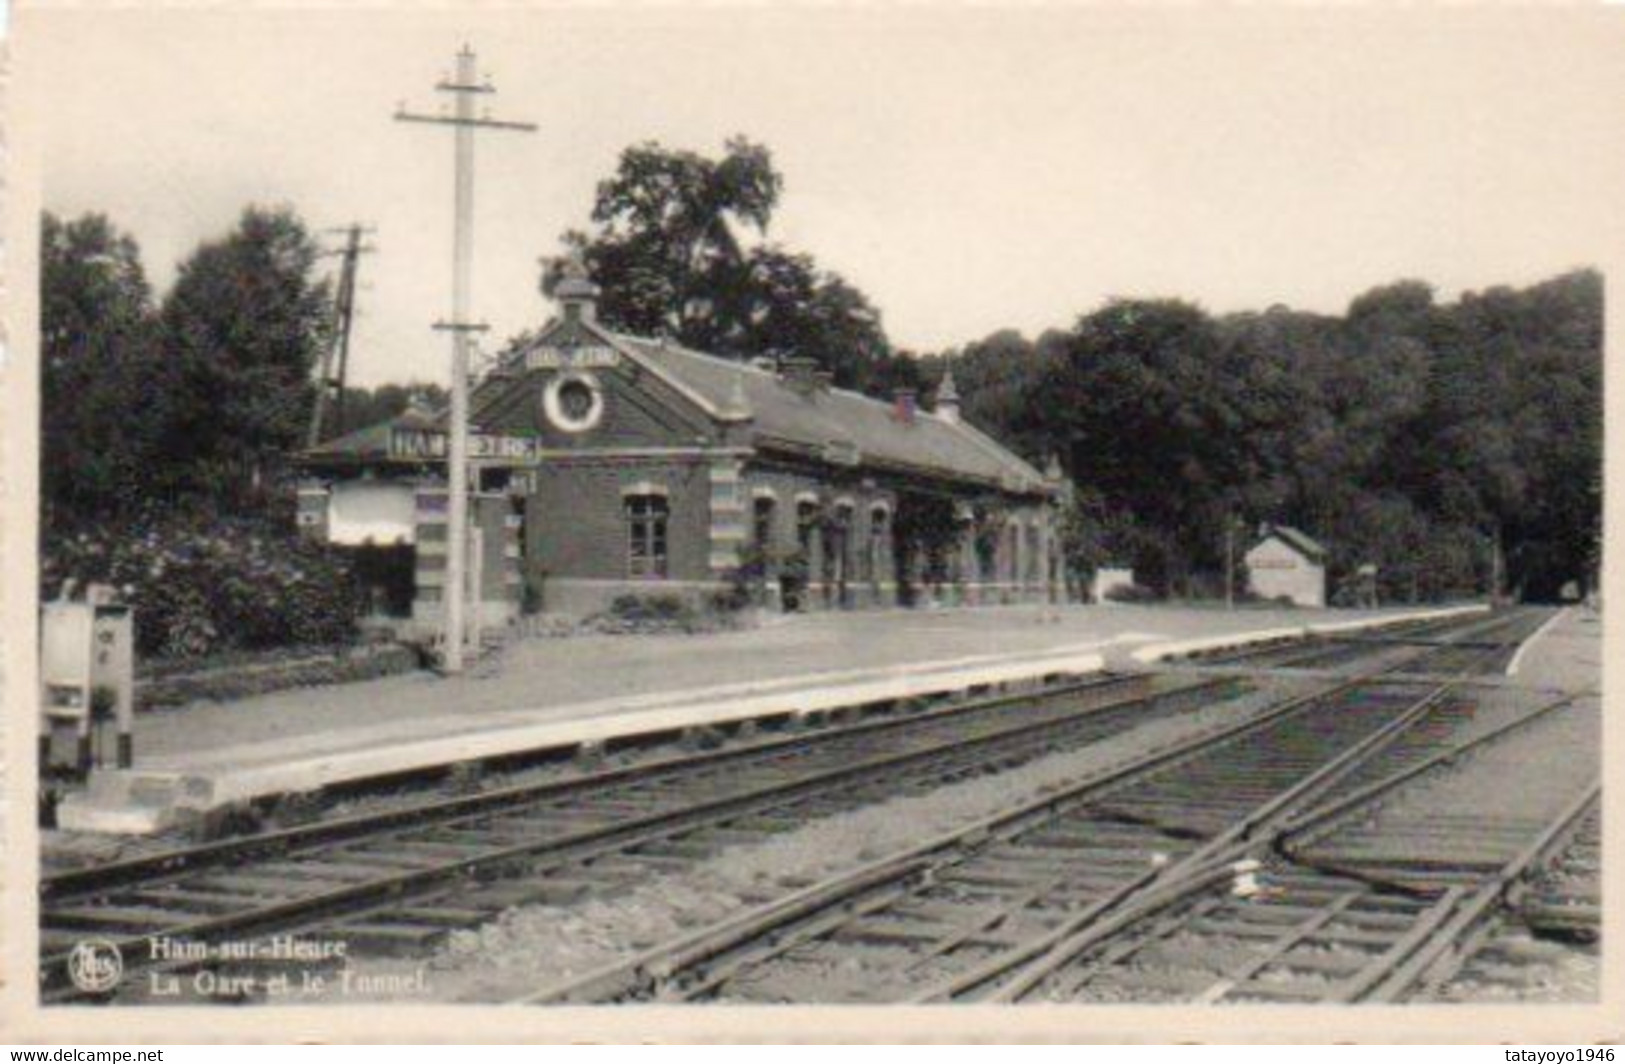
[1245,537,1325,607]
[329,481,417,546]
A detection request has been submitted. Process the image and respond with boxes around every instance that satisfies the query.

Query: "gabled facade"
[301,264,1064,623]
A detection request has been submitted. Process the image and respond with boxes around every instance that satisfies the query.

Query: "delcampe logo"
[67,938,123,993]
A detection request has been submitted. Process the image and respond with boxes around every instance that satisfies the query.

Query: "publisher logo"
[67,938,123,993]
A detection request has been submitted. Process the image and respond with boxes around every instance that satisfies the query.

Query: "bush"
[1105,582,1160,604]
[42,511,366,660]
[608,592,693,623]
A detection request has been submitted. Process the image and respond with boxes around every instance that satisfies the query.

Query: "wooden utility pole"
[306,224,375,448]
[1224,514,1235,611]
[397,46,535,674]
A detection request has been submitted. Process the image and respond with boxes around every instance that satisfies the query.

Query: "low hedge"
[43,512,366,660]
[136,643,419,711]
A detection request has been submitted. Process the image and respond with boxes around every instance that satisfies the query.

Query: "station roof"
[609,333,1050,494]
[304,312,1050,498]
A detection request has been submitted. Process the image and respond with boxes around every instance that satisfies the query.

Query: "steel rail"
[514,673,1432,1004]
[939,684,1458,1003]
[977,683,1587,1003]
[1362,782,1602,1002]
[44,671,1139,902]
[1273,691,1582,857]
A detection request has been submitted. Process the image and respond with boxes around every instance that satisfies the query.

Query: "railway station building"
[298,263,1066,629]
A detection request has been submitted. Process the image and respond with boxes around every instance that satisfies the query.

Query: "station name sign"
[524,344,620,371]
[391,429,542,462]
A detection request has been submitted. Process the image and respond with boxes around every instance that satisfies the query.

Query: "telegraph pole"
[397,46,535,674]
[306,224,376,448]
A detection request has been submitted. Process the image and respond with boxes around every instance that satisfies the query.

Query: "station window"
[625,494,669,578]
[796,500,820,553]
[869,506,889,582]
[753,496,777,550]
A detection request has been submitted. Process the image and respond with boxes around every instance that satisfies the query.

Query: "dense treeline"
[925,274,1602,603]
[42,208,373,654]
[43,208,444,530]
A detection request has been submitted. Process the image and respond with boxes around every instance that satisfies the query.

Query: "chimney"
[892,387,918,425]
[553,252,600,324]
[780,356,821,398]
[935,363,961,424]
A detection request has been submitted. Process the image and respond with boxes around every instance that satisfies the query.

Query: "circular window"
[543,371,605,433]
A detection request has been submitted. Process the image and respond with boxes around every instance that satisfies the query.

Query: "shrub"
[42,511,366,660]
[608,592,692,623]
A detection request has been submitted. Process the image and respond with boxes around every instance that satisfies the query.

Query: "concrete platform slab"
[1503,605,1602,691]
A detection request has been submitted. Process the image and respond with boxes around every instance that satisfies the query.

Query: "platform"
[55,602,1498,834]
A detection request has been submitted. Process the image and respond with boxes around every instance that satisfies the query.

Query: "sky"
[18,5,1625,386]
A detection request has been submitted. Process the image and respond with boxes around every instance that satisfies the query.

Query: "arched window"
[625,494,669,578]
[796,499,820,553]
[752,496,776,550]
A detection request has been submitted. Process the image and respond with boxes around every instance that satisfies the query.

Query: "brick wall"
[524,457,713,613]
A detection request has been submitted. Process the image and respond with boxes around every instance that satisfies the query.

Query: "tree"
[543,137,781,340]
[40,212,167,526]
[158,206,332,508]
[1039,299,1259,594]
[542,138,904,393]
[727,247,891,390]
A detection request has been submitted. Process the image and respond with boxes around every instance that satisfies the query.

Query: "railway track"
[516,617,1586,1007]
[43,669,1250,999]
[1421,797,1601,1002]
[519,669,1584,1005]
[44,605,1555,1004]
[1205,608,1550,675]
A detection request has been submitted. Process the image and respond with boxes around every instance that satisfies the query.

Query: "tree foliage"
[950,271,1602,602]
[41,213,168,521]
[158,206,332,506]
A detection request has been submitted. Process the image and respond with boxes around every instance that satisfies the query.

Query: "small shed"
[1091,566,1138,604]
[1245,524,1327,608]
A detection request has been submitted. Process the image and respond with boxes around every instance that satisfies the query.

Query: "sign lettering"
[392,430,542,462]
[525,345,619,371]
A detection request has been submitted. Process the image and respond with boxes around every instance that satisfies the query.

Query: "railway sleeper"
[830,920,1030,953]
[460,877,595,909]
[325,920,449,955]
[46,905,197,932]
[374,904,492,928]
[123,888,257,915]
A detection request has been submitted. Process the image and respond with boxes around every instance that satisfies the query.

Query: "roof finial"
[552,250,601,324]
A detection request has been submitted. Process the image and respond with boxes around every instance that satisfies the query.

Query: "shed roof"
[1257,524,1328,561]
[303,403,441,465]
